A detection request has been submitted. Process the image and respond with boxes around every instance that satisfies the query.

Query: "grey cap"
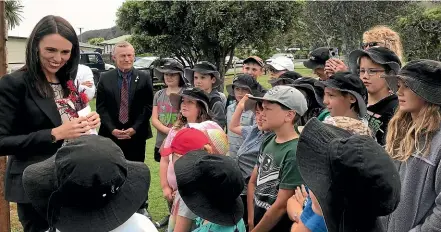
[248,85,308,116]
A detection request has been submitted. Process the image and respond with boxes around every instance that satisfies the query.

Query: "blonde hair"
[363,25,403,61]
[386,104,441,161]
[112,41,134,54]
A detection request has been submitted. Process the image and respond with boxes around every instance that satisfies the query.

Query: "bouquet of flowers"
[67,80,89,112]
[66,80,97,135]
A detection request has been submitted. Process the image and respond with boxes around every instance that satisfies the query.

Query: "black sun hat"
[315,71,368,116]
[226,74,263,97]
[349,47,401,75]
[169,87,211,113]
[297,118,401,232]
[268,71,303,87]
[185,61,222,87]
[175,150,244,226]
[384,59,441,105]
[154,60,186,83]
[22,135,150,232]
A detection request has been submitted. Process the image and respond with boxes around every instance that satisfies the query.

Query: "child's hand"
[162,186,174,202]
[294,185,309,206]
[237,94,250,110]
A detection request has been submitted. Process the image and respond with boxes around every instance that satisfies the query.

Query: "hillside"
[79,26,128,42]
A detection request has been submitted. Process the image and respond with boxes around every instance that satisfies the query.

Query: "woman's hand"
[86,111,100,129]
[51,117,90,141]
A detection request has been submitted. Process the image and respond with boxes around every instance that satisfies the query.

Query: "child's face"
[243,63,263,79]
[234,87,251,102]
[358,56,388,95]
[396,79,426,114]
[193,72,215,92]
[164,73,181,87]
[323,87,356,118]
[260,100,294,131]
[180,97,200,122]
[255,107,264,130]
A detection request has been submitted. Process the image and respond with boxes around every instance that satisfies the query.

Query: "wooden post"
[0,1,11,232]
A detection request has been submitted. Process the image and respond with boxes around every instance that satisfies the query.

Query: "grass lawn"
[9,64,313,232]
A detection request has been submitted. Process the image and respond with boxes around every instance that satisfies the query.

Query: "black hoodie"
[365,94,398,146]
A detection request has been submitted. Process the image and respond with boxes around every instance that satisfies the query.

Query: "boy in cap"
[349,47,401,145]
[185,61,227,128]
[22,135,158,232]
[226,74,264,159]
[175,150,247,232]
[247,85,308,232]
[315,71,368,122]
[303,47,333,81]
[295,118,401,232]
[266,56,295,79]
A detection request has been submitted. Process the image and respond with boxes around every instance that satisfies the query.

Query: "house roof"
[79,42,103,49]
[99,35,131,45]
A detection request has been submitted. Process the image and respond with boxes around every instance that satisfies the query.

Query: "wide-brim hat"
[315,72,368,117]
[154,62,185,83]
[288,77,325,108]
[185,62,221,87]
[384,59,441,105]
[226,74,261,97]
[22,136,150,232]
[303,47,331,70]
[268,71,303,87]
[169,87,210,113]
[348,47,401,75]
[175,150,244,226]
[297,118,401,232]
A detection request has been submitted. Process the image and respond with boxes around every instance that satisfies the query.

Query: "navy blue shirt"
[117,69,133,91]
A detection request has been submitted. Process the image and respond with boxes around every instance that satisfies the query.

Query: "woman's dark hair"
[22,15,80,98]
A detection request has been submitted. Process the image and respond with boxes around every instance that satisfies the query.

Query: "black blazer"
[0,71,64,203]
[96,68,153,140]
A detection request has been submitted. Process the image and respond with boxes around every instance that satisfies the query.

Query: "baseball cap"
[315,71,368,116]
[303,47,331,70]
[161,128,209,156]
[267,56,294,71]
[243,56,264,67]
[349,47,401,75]
[248,85,308,116]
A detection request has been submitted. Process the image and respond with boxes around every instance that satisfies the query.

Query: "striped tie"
[119,74,129,124]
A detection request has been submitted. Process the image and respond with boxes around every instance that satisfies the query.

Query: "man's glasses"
[357,68,385,76]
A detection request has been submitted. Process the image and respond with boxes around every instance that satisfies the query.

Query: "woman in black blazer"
[0,16,100,232]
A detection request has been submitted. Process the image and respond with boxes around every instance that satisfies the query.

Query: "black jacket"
[366,94,398,146]
[0,71,64,203]
[96,68,153,140]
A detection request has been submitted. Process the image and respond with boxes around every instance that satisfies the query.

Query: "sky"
[8,0,126,37]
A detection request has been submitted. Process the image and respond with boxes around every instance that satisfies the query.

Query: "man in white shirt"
[75,64,96,100]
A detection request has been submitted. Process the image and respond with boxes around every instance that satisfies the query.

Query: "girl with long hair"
[383,59,441,231]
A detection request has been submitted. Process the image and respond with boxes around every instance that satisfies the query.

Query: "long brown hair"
[386,103,441,161]
[173,101,211,129]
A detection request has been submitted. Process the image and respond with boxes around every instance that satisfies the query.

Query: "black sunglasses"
[361,42,381,49]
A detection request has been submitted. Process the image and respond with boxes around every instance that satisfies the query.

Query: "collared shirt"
[117,69,133,91]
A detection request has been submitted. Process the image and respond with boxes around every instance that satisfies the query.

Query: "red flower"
[80,92,89,105]
[67,80,77,92]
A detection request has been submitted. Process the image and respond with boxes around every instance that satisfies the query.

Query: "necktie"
[119,74,129,124]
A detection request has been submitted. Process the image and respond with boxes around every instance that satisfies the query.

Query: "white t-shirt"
[75,64,96,101]
[52,213,158,232]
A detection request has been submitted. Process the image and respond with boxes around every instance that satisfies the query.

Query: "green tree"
[88,37,105,45]
[395,4,441,61]
[116,1,302,79]
[5,0,24,30]
[300,1,413,58]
